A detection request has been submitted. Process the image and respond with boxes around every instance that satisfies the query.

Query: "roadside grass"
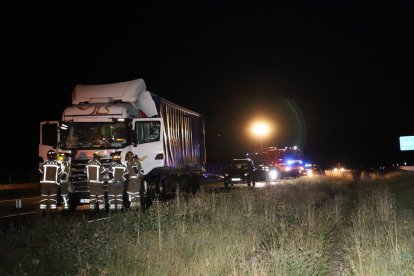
[0,173,413,275]
[342,173,414,276]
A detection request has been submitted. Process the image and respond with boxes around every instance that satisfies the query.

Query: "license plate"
[231,178,241,181]
[80,199,90,203]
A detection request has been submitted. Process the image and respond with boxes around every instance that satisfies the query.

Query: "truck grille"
[70,158,112,192]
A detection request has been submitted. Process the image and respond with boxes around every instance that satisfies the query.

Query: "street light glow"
[252,122,269,137]
[251,121,271,152]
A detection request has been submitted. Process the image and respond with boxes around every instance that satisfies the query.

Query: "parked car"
[202,172,224,182]
[223,158,255,187]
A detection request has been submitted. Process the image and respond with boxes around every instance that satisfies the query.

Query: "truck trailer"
[39,78,206,209]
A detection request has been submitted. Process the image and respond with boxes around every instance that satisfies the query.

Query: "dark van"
[223,158,255,187]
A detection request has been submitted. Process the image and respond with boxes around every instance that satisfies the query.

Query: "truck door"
[39,121,59,164]
[131,118,164,174]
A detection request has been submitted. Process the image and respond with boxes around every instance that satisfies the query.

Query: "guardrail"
[0,183,39,191]
[0,183,40,199]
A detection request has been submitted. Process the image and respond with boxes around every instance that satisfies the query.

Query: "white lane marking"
[0,211,38,219]
[88,217,109,223]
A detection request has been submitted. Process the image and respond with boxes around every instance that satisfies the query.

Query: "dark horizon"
[4,1,414,182]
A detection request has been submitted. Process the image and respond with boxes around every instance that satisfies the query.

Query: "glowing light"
[252,122,269,136]
[269,169,278,180]
[251,120,271,151]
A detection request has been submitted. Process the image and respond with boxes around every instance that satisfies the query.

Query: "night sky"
[5,1,414,182]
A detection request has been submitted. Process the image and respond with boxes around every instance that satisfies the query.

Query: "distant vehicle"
[251,164,280,184]
[247,146,305,179]
[39,78,206,210]
[303,164,323,177]
[223,158,255,187]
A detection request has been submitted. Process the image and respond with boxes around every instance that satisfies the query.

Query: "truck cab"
[39,78,205,210]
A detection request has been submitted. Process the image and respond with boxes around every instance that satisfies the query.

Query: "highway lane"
[0,196,40,219]
[0,180,239,215]
[0,178,260,232]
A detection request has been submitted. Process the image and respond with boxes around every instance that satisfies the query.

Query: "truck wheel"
[140,180,149,209]
[156,178,166,200]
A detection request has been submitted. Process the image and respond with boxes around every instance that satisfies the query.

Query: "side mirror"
[131,129,137,146]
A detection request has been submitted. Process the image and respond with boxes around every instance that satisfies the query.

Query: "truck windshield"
[230,161,252,170]
[60,122,130,149]
[283,150,302,161]
[282,149,303,165]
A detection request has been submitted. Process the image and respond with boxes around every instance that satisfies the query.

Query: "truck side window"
[135,121,161,144]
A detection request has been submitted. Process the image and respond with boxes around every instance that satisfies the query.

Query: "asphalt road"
[0,196,40,219]
[0,177,268,217]
[0,177,226,231]
[0,175,271,232]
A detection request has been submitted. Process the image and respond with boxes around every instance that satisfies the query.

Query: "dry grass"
[1,172,413,275]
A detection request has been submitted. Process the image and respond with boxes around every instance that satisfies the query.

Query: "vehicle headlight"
[269,170,278,180]
[244,173,249,176]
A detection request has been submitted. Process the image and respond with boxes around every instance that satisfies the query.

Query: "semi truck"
[39,78,206,209]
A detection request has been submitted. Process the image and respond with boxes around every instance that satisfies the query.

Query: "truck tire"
[140,180,149,209]
[156,178,166,200]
